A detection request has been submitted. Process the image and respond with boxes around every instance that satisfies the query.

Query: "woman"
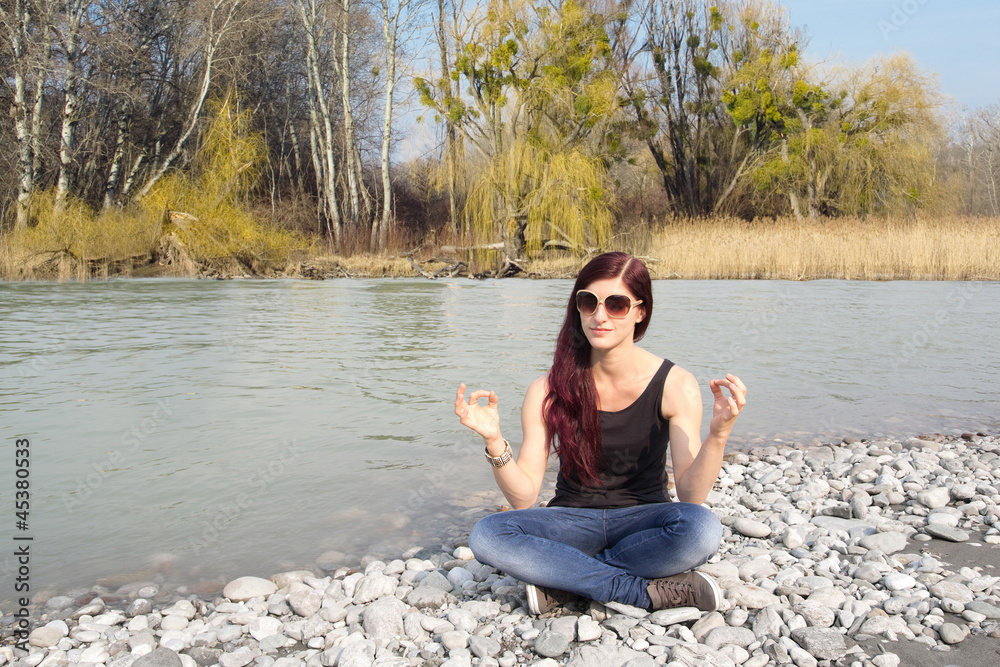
[454,252,747,614]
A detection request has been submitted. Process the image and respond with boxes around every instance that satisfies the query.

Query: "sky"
[781,0,999,110]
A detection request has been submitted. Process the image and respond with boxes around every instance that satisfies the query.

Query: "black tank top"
[548,358,674,509]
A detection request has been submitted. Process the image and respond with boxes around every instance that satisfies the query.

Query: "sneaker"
[525,583,575,615]
[646,571,722,611]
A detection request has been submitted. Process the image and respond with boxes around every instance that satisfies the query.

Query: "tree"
[730,53,944,218]
[960,102,1000,216]
[372,0,425,251]
[0,0,53,228]
[136,0,252,200]
[416,0,615,267]
[53,0,91,211]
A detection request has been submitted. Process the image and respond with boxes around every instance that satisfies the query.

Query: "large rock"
[223,577,277,601]
[929,581,974,604]
[352,573,397,605]
[791,627,847,660]
[882,573,916,591]
[810,516,868,533]
[337,639,376,667]
[965,601,1000,619]
[858,615,912,638]
[534,630,569,658]
[752,605,785,638]
[917,487,951,509]
[28,626,66,648]
[726,585,781,609]
[564,644,647,667]
[792,602,836,628]
[406,586,452,609]
[925,524,970,542]
[363,595,406,640]
[667,643,737,667]
[703,626,755,650]
[858,532,907,555]
[733,518,771,539]
[249,617,283,641]
[648,607,701,626]
[419,570,453,592]
[132,648,184,667]
[938,623,968,645]
[468,635,501,659]
[162,601,197,620]
[269,570,314,589]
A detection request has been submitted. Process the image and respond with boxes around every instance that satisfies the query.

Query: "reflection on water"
[1,278,998,596]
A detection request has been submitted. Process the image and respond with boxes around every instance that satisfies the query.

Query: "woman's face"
[577,277,645,351]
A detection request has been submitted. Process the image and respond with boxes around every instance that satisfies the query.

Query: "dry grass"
[643,216,1000,280]
[0,194,163,280]
[4,213,997,281]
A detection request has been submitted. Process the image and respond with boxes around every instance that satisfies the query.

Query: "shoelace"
[652,580,694,607]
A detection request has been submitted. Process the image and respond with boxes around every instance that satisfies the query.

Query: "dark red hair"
[544,252,653,486]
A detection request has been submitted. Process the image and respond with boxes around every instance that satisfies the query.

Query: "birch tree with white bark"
[371,0,425,250]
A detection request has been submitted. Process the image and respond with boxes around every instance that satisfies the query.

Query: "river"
[1,278,997,598]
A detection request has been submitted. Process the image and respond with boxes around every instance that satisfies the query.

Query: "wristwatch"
[484,439,513,467]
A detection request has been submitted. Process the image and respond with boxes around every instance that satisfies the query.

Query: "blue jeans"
[468,502,722,608]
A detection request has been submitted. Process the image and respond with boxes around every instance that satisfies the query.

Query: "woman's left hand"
[709,374,747,436]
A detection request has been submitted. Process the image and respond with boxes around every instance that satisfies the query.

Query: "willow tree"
[729,53,944,217]
[416,0,616,270]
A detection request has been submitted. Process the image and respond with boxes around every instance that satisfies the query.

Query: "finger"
[709,378,723,397]
[488,391,499,409]
[727,381,746,407]
[726,374,747,394]
[469,389,493,404]
[714,378,744,400]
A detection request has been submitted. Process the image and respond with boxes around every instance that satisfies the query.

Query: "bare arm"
[663,368,747,505]
[455,376,550,509]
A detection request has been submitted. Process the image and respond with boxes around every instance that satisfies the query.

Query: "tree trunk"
[104,107,130,209]
[2,0,41,230]
[374,0,399,251]
[136,0,243,200]
[296,0,343,244]
[436,0,458,235]
[55,0,88,211]
[339,0,361,228]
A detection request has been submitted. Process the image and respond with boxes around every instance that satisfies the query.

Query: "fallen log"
[407,256,436,279]
[439,242,505,254]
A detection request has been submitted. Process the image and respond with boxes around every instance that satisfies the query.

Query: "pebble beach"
[4,431,1000,667]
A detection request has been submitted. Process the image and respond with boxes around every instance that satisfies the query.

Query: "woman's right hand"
[455,383,501,446]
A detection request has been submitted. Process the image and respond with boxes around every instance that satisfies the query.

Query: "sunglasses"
[575,290,643,318]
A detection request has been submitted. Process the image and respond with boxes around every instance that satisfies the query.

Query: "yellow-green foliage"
[465,139,613,255]
[0,192,163,280]
[141,96,306,272]
[1,95,306,280]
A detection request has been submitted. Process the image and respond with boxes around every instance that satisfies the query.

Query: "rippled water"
[1,278,998,598]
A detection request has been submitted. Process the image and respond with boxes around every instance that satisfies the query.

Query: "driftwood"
[438,242,505,254]
[407,256,436,279]
[434,261,467,278]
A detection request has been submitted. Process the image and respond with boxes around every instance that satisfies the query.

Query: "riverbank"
[2,216,998,281]
[3,430,999,667]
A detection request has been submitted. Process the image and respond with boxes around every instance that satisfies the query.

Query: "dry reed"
[642,216,1000,280]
